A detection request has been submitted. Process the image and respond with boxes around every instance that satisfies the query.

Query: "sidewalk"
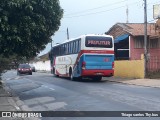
[0,81,40,120]
[0,80,33,111]
[0,83,18,112]
[105,77,160,88]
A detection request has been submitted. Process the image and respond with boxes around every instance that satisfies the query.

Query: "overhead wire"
[64,0,160,19]
[64,5,126,18]
[64,0,127,16]
[64,1,140,18]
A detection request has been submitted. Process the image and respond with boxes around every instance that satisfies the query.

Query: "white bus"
[49,34,114,81]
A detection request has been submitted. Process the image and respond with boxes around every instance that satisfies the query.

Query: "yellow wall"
[114,58,144,79]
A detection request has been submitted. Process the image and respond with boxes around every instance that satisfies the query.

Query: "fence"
[147,55,160,72]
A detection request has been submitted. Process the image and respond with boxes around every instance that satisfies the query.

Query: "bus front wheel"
[53,67,59,77]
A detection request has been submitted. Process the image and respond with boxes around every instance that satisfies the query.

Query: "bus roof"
[52,34,113,47]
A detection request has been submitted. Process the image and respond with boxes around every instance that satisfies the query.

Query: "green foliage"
[0,54,29,77]
[0,55,16,78]
[0,0,63,58]
[0,56,11,74]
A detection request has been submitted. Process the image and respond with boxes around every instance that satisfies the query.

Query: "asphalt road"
[2,70,160,120]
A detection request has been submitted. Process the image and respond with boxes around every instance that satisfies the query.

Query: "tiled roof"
[117,23,156,36]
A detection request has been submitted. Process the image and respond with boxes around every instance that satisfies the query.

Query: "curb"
[2,83,41,120]
[2,77,33,111]
[107,80,160,88]
[4,84,31,111]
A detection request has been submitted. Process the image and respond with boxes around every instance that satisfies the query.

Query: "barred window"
[135,37,160,49]
[149,38,159,48]
[134,37,144,48]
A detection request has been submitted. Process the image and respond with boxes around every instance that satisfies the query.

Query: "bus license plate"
[96,73,102,75]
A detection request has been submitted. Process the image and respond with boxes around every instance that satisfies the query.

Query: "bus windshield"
[85,36,113,48]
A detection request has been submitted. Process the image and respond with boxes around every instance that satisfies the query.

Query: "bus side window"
[62,44,65,55]
[68,43,70,54]
[70,42,73,54]
[72,42,74,54]
[78,39,81,52]
[75,41,77,53]
[71,42,73,54]
[52,48,55,57]
[64,44,67,55]
[58,46,60,56]
[76,40,79,53]
[73,41,76,54]
[54,47,57,56]
[66,43,68,55]
[59,45,61,56]
[61,45,63,55]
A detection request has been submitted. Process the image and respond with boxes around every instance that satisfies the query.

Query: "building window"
[134,36,144,48]
[149,38,159,48]
[135,36,160,49]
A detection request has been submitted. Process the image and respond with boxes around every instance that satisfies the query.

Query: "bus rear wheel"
[92,76,102,81]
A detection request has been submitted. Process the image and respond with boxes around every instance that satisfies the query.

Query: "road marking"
[15,76,21,80]
[49,88,55,91]
[6,78,11,80]
[43,85,55,91]
[14,106,20,110]
[6,76,21,80]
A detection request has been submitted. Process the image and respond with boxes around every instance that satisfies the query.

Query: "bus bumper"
[81,69,114,77]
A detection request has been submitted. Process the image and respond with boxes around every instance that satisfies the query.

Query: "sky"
[39,0,160,56]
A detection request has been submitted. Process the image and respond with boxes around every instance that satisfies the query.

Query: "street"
[2,70,160,120]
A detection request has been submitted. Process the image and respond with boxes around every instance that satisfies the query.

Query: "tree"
[0,0,63,58]
[0,54,28,76]
[0,54,18,81]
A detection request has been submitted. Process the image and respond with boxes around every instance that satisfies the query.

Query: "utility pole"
[126,5,129,23]
[144,0,148,78]
[67,27,69,40]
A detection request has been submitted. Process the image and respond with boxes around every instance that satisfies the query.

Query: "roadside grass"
[147,71,160,79]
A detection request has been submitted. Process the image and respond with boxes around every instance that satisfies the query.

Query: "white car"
[29,64,36,72]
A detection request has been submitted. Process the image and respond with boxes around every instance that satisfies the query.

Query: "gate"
[147,55,160,78]
[147,55,160,72]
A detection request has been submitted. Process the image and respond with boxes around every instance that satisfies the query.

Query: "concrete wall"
[32,60,50,71]
[114,55,144,78]
[32,58,145,79]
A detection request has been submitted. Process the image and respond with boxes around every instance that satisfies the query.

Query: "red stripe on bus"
[81,50,114,54]
[56,70,69,77]
[82,69,114,76]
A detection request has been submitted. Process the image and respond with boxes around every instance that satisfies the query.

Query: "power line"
[64,0,127,16]
[64,5,126,18]
[64,1,160,19]
[64,1,139,18]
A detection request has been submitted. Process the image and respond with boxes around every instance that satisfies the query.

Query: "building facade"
[105,23,160,72]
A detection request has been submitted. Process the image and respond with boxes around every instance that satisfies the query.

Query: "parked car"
[29,64,36,72]
[17,64,32,75]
